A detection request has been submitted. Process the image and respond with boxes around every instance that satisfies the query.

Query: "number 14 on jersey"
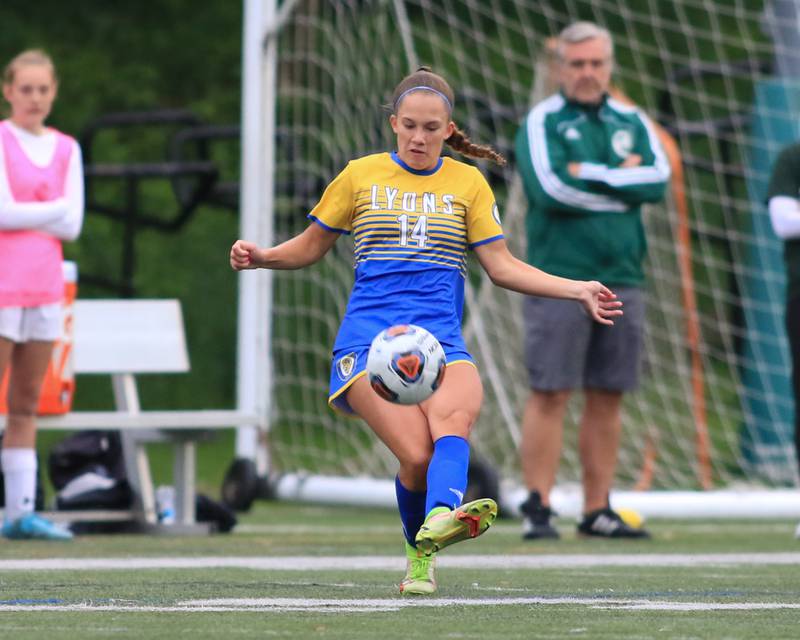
[398,214,428,248]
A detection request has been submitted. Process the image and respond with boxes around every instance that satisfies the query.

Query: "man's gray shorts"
[523,287,644,392]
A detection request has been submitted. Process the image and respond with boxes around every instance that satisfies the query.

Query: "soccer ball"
[366,324,446,405]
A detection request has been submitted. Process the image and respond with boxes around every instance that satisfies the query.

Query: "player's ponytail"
[446,125,507,166]
[391,67,507,166]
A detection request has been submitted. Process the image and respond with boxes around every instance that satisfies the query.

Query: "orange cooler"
[0,261,77,415]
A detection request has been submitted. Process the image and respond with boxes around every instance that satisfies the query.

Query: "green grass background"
[0,502,799,639]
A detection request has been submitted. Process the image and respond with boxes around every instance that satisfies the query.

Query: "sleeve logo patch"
[492,203,502,226]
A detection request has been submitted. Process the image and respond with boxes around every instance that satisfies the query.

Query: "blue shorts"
[328,343,474,415]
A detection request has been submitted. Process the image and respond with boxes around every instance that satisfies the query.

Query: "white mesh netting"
[264,0,798,491]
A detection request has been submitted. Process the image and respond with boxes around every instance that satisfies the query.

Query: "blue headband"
[393,85,452,112]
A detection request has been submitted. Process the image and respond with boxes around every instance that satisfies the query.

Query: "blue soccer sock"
[425,435,470,515]
[395,475,427,547]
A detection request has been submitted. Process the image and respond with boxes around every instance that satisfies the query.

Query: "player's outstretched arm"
[230,223,339,271]
[474,239,623,325]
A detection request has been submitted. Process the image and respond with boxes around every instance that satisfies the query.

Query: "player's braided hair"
[445,125,507,166]
[391,66,507,166]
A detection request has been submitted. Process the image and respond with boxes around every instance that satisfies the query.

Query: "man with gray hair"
[515,21,670,539]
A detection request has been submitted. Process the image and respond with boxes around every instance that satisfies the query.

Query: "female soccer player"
[231,67,622,594]
[0,50,84,540]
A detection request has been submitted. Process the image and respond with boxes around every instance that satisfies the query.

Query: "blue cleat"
[2,513,74,541]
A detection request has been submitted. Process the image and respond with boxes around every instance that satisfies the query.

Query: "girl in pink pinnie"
[0,50,83,540]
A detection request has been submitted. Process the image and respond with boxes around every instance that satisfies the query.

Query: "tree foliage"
[1,2,245,410]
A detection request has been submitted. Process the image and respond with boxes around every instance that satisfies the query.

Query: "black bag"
[47,430,237,533]
[48,430,125,489]
[47,430,132,510]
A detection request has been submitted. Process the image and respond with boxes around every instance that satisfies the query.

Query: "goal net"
[260,0,799,510]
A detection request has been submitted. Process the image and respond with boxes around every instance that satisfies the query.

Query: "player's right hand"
[619,153,642,168]
[579,281,623,325]
[230,239,262,270]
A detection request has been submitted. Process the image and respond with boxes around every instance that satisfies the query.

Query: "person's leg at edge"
[786,295,800,538]
[0,336,12,393]
[4,341,52,519]
[786,294,800,481]
[578,388,623,514]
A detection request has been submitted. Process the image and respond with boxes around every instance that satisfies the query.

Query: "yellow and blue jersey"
[311,151,503,413]
[309,151,504,354]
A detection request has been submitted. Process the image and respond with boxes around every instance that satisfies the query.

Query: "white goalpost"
[235,0,275,476]
[237,0,800,519]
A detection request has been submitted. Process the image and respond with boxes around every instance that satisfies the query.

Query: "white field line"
[181,596,800,611]
[235,522,797,535]
[0,553,799,571]
[1,597,800,614]
[234,524,400,534]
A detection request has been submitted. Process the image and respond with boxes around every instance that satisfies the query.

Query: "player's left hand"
[579,281,623,325]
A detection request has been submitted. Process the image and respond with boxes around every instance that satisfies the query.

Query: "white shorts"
[0,304,63,342]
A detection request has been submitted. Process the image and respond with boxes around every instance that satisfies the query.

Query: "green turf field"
[1,502,799,639]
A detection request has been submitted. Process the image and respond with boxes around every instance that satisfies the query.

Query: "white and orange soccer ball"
[366,324,446,405]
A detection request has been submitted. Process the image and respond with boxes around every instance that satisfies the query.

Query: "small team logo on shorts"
[337,352,357,381]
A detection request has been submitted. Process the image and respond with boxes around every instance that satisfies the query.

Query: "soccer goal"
[237,0,800,518]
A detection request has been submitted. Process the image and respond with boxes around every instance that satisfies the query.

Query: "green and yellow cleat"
[414,498,498,556]
[399,542,437,595]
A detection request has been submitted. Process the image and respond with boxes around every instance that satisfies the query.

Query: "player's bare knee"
[431,407,476,440]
